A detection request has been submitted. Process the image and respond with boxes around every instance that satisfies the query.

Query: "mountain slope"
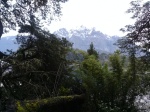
[0,27,120,53]
[54,27,119,53]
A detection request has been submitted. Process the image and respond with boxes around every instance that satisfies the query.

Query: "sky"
[48,0,135,36]
[2,0,144,37]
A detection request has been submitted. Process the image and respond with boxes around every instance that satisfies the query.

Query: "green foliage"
[116,2,150,111]
[87,42,99,59]
[76,50,141,112]
[82,55,102,76]
[117,0,150,69]
[16,95,85,112]
[109,50,123,78]
[0,0,68,32]
[66,49,87,63]
[1,25,72,101]
[1,1,150,111]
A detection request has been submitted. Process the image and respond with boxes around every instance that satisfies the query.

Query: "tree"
[0,24,72,102]
[0,0,68,34]
[87,42,99,59]
[0,21,3,38]
[117,0,150,92]
[109,50,124,79]
[117,1,150,68]
[77,50,143,112]
[116,1,150,111]
[108,51,138,111]
[79,55,103,112]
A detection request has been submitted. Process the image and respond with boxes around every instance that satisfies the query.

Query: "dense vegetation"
[0,0,150,112]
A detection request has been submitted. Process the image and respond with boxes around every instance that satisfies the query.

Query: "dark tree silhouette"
[0,51,7,59]
[117,1,150,68]
[87,42,99,59]
[0,21,3,38]
[0,0,68,32]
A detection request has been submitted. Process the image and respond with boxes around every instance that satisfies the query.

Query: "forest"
[0,0,150,112]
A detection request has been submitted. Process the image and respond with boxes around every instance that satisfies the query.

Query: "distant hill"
[0,27,120,53]
[54,26,120,53]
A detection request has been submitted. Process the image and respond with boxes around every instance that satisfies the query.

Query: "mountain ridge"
[54,27,120,53]
[0,27,120,53]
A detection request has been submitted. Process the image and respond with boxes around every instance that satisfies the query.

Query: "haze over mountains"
[0,26,120,53]
[54,26,119,53]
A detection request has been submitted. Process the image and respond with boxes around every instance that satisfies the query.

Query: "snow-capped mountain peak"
[54,26,120,53]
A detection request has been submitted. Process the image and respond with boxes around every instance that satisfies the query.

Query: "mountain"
[54,26,120,53]
[0,27,120,53]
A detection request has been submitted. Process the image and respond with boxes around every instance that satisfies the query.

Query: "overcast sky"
[48,0,135,36]
[3,0,146,37]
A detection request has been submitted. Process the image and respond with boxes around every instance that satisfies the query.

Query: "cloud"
[49,0,135,36]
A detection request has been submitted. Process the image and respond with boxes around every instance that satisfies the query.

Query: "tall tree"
[0,0,68,34]
[0,24,72,101]
[78,50,142,112]
[117,0,150,68]
[87,42,99,59]
[116,1,150,111]
[0,21,3,38]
